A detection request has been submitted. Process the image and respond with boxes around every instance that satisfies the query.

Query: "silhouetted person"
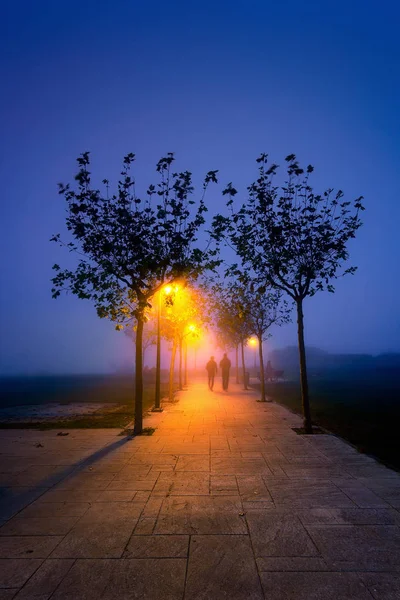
[219,353,232,391]
[206,356,218,390]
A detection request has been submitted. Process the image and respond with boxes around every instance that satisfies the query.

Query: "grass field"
[0,375,169,429]
[252,373,400,470]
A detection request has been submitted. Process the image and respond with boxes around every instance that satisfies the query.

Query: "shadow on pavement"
[0,434,133,521]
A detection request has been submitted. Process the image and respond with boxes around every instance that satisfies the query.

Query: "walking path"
[0,381,399,599]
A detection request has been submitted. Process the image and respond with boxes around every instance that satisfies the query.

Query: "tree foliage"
[230,270,291,401]
[51,152,218,433]
[213,154,364,428]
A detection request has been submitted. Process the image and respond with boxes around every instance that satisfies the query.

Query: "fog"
[1,1,399,375]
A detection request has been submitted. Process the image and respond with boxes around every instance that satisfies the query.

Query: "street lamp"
[153,283,179,412]
[184,324,198,386]
[248,337,258,370]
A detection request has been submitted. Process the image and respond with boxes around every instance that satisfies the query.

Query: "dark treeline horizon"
[1,345,400,378]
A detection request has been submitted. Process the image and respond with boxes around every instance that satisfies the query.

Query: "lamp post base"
[151,407,164,413]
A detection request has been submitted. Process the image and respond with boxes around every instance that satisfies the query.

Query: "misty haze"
[1,2,400,599]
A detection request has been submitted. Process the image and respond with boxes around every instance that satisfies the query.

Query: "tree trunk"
[241,340,248,390]
[258,335,268,402]
[168,339,177,401]
[184,340,188,387]
[134,314,144,435]
[178,337,183,390]
[235,344,239,384]
[296,298,312,433]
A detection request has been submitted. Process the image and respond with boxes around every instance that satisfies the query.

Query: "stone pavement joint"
[0,381,399,599]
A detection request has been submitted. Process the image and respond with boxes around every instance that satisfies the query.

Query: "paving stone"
[140,497,163,518]
[106,479,157,491]
[210,475,238,494]
[13,558,74,599]
[50,559,115,599]
[307,524,400,571]
[246,512,319,557]
[52,558,186,599]
[51,504,140,558]
[260,572,374,599]
[267,481,356,508]
[360,572,400,600]
[335,483,391,508]
[133,518,156,535]
[185,535,263,600]
[162,446,208,456]
[133,491,151,503]
[330,508,399,525]
[295,509,337,525]
[124,535,189,557]
[256,557,329,571]
[281,466,353,479]
[153,473,210,495]
[1,382,399,598]
[131,454,178,466]
[211,457,272,475]
[175,456,209,471]
[111,468,156,480]
[0,537,63,559]
[0,488,48,521]
[155,496,247,534]
[0,516,79,537]
[0,558,42,588]
[357,480,400,508]
[91,491,137,502]
[37,490,104,503]
[237,475,273,502]
[0,590,18,599]
[18,502,90,519]
[345,465,399,479]
[243,501,275,511]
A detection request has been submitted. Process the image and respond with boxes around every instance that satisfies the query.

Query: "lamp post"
[153,284,178,411]
[249,337,258,371]
[152,288,164,412]
[185,324,197,385]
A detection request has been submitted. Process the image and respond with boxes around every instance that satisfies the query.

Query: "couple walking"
[206,354,231,391]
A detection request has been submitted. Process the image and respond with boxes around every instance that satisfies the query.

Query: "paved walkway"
[0,382,400,599]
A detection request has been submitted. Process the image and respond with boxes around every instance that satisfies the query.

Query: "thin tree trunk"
[241,340,248,390]
[134,314,144,435]
[258,334,268,402]
[184,340,188,387]
[178,337,183,390]
[168,339,177,401]
[296,298,312,433]
[235,344,239,383]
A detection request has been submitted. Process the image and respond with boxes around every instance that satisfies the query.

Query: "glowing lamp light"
[163,284,180,295]
[249,337,258,347]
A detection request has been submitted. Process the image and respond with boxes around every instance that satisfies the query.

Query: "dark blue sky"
[1,1,399,374]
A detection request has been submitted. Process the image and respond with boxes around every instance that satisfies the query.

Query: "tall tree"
[236,273,291,402]
[124,318,156,366]
[213,154,364,432]
[209,280,254,389]
[51,152,218,433]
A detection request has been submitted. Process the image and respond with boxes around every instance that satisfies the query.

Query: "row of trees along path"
[208,274,291,402]
[51,152,364,434]
[51,153,218,434]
